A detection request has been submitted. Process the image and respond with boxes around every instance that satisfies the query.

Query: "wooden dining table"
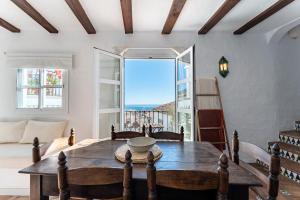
[19,140,262,200]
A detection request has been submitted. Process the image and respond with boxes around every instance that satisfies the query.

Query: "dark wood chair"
[111,125,146,140]
[232,130,281,200]
[33,129,76,164]
[148,125,184,142]
[57,150,133,200]
[146,151,229,200]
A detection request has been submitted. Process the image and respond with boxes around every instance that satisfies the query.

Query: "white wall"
[0,32,96,142]
[272,36,300,131]
[0,31,285,148]
[196,33,279,147]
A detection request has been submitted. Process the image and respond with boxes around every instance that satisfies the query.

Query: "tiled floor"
[0,197,62,200]
[0,197,28,200]
[0,197,73,200]
[1,185,299,200]
[0,195,273,200]
[0,193,294,200]
[0,194,275,200]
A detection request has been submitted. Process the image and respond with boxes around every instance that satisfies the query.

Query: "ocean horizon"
[125,104,160,111]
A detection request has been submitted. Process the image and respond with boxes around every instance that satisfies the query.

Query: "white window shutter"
[6,53,73,69]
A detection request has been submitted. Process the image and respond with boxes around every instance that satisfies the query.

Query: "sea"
[125,104,160,111]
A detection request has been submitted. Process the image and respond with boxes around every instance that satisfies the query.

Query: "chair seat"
[241,162,297,200]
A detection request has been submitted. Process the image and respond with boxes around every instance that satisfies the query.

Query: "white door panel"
[175,46,195,141]
[94,48,124,139]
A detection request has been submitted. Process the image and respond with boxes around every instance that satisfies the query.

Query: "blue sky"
[125,59,175,105]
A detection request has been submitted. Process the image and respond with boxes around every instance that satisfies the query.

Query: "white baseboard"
[0,188,29,196]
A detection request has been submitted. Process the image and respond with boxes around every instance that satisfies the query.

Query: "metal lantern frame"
[219,56,229,78]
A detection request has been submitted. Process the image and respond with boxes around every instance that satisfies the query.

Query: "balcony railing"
[124,111,174,132]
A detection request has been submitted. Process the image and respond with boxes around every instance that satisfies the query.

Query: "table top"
[19,140,262,186]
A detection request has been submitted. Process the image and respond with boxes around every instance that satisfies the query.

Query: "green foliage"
[46,75,60,85]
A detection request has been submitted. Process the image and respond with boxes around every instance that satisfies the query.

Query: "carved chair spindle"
[111,125,146,140]
[148,125,184,142]
[232,130,280,200]
[146,151,229,200]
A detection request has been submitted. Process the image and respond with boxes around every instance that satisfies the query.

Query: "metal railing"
[124,111,173,132]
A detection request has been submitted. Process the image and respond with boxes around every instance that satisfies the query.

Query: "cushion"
[20,120,66,144]
[0,121,27,143]
[44,137,69,156]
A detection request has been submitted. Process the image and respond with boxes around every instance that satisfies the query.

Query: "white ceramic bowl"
[127,137,156,153]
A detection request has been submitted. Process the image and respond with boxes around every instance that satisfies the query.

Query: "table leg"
[30,175,49,200]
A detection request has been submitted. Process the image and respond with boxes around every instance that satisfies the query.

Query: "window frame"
[15,68,69,113]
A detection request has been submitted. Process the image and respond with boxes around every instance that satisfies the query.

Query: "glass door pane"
[99,112,121,138]
[42,69,65,108]
[98,53,120,81]
[99,84,120,109]
[176,46,194,141]
[16,68,40,109]
[95,49,123,139]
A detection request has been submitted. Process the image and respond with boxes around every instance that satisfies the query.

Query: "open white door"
[175,46,195,141]
[94,48,124,139]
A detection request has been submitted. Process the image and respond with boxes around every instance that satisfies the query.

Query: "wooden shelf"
[199,127,223,130]
[196,94,219,97]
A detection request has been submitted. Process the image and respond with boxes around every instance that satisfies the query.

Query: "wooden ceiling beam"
[11,0,58,33]
[234,0,295,35]
[65,0,96,34]
[0,18,20,32]
[162,0,187,34]
[198,0,240,34]
[120,0,133,34]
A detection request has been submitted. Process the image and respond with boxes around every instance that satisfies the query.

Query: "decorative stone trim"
[281,167,300,184]
[268,144,300,163]
[267,146,300,184]
[254,195,263,200]
[279,135,300,147]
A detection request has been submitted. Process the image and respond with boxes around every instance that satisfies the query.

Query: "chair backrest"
[232,130,280,200]
[146,151,229,200]
[58,150,133,200]
[148,126,184,142]
[111,125,146,140]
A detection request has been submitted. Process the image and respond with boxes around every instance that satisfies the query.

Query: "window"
[124,59,176,132]
[94,47,194,141]
[16,68,67,110]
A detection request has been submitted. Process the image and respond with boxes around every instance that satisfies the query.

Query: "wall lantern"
[219,56,229,78]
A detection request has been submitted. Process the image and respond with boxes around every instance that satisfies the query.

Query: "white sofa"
[0,120,70,195]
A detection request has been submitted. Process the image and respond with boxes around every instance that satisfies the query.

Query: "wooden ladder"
[195,77,232,159]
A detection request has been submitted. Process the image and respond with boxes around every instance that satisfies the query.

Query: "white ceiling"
[0,0,299,34]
